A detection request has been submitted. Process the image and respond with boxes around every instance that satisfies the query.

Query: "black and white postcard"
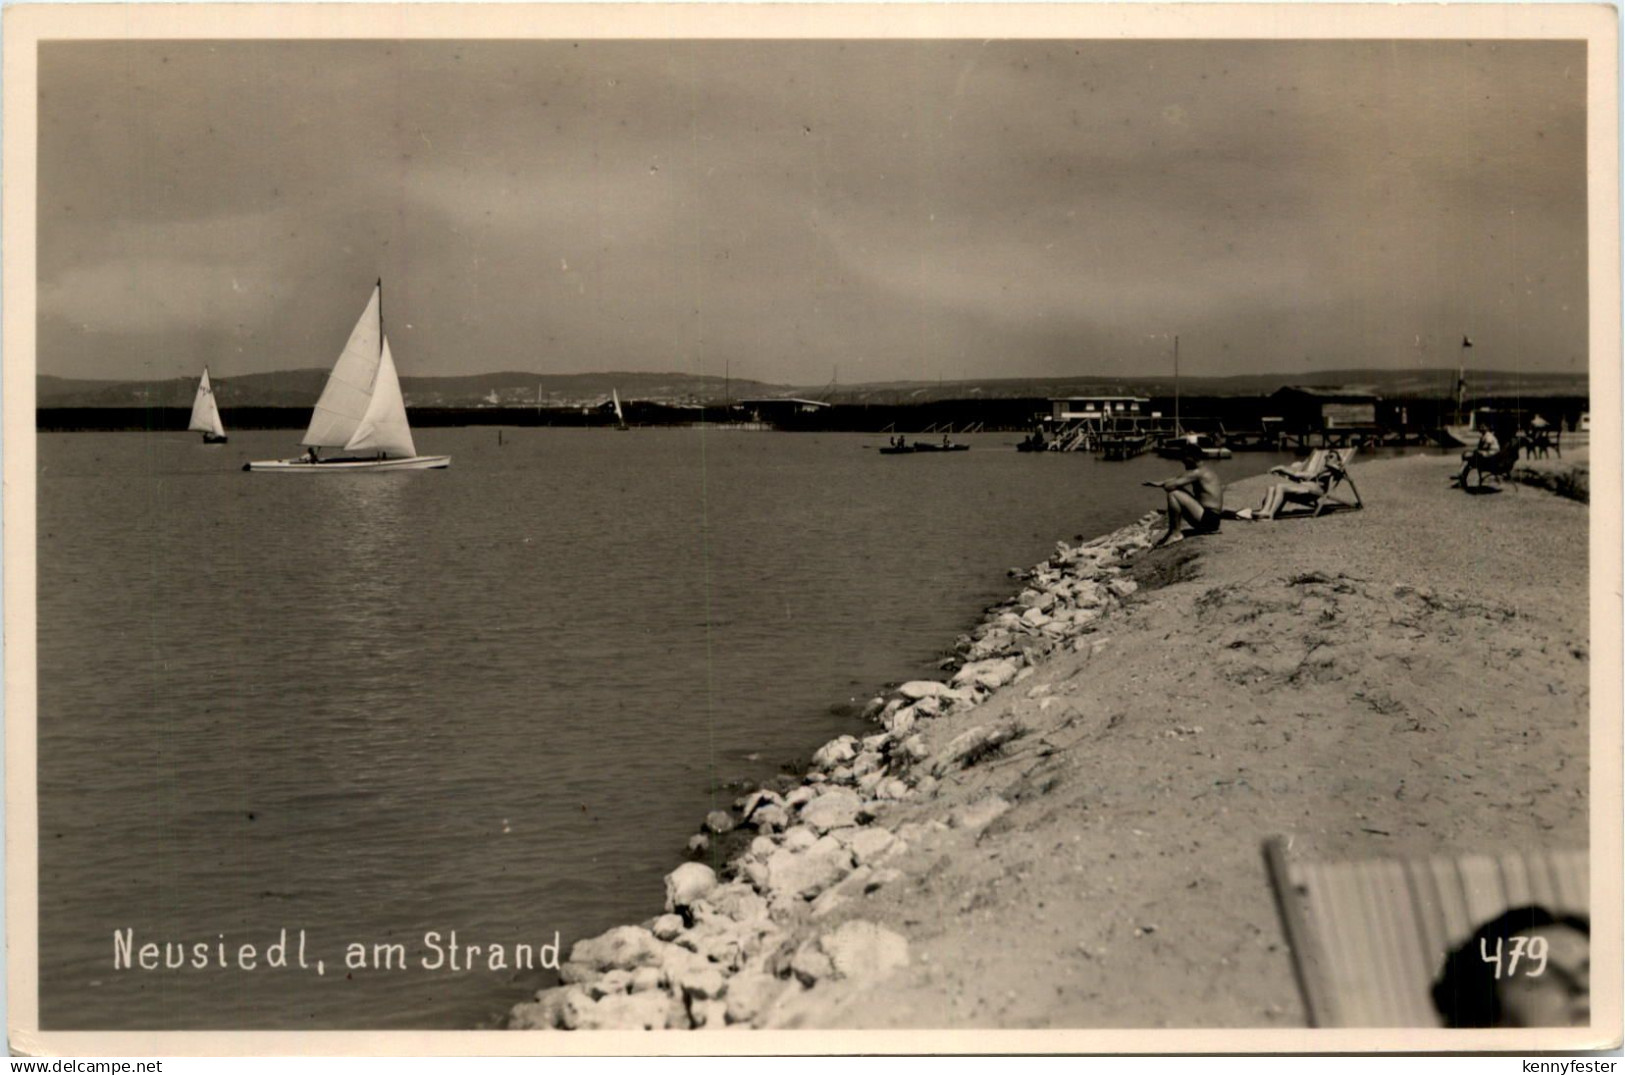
[3,3,1619,1056]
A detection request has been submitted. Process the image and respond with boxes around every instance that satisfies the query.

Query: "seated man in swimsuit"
[1144,442,1224,547]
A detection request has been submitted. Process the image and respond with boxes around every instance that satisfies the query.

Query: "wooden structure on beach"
[1037,395,1179,453]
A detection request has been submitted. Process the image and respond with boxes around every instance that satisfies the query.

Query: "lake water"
[35,427,1299,1029]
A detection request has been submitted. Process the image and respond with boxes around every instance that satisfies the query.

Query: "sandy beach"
[509,449,1591,1032]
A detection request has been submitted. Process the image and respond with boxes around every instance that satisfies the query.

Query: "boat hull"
[244,455,451,472]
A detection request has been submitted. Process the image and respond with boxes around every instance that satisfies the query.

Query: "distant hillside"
[37,370,792,410]
[808,368,1589,405]
[37,366,1587,409]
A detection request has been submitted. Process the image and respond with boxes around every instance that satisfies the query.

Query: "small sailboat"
[188,367,228,444]
[612,388,629,431]
[245,282,449,472]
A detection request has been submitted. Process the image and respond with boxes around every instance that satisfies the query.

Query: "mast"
[1173,334,1181,435]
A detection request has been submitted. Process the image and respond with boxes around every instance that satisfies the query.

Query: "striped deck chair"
[1310,444,1363,516]
[1264,837,1588,1026]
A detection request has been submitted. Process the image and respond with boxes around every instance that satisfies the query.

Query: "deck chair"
[1309,445,1363,516]
[1264,837,1588,1026]
[1264,446,1363,519]
[1460,436,1525,489]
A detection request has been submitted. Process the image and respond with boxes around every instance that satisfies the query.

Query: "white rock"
[750,804,789,832]
[820,920,910,981]
[629,965,663,993]
[875,777,912,800]
[567,926,664,974]
[724,968,783,1025]
[740,788,782,816]
[682,967,727,1001]
[953,658,1021,691]
[790,940,835,985]
[850,751,884,777]
[765,837,854,900]
[695,882,769,925]
[847,826,897,865]
[785,786,817,807]
[811,736,858,770]
[898,680,949,700]
[1108,577,1139,598]
[664,862,718,913]
[588,969,633,999]
[690,998,728,1029]
[651,914,685,942]
[799,786,863,833]
[782,825,818,852]
[809,889,849,920]
[575,990,675,1030]
[657,943,711,992]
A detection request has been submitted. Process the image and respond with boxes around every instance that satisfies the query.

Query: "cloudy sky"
[37,38,1587,383]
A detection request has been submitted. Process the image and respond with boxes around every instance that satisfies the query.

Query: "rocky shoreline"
[507,508,1171,1030]
[506,449,1591,1033]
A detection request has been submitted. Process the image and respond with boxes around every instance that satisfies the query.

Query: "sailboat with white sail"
[188,367,228,444]
[612,388,629,431]
[244,281,450,472]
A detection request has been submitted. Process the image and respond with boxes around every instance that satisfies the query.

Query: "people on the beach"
[1432,906,1590,1028]
[1144,443,1223,546]
[1452,426,1501,487]
[1253,452,1336,520]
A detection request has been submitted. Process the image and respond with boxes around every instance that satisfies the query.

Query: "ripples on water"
[36,428,1303,1028]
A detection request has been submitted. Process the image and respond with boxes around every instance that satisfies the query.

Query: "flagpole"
[1173,334,1180,435]
[1456,335,1471,426]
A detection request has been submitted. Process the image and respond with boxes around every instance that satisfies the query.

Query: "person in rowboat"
[1144,442,1224,547]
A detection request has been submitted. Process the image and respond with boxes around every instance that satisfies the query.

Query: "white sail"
[302,285,383,449]
[188,368,226,438]
[613,389,625,423]
[344,335,417,459]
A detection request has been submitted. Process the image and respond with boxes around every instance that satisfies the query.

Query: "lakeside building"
[736,397,834,428]
[1267,386,1392,448]
[1039,395,1177,453]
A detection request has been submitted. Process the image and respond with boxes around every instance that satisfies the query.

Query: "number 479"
[1480,935,1549,979]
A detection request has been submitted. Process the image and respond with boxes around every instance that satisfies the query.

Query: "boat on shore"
[244,282,449,473]
[911,439,969,453]
[1155,433,1231,460]
[188,367,228,444]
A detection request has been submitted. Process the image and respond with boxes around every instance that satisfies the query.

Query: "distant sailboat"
[189,367,228,444]
[244,281,450,472]
[613,388,629,431]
